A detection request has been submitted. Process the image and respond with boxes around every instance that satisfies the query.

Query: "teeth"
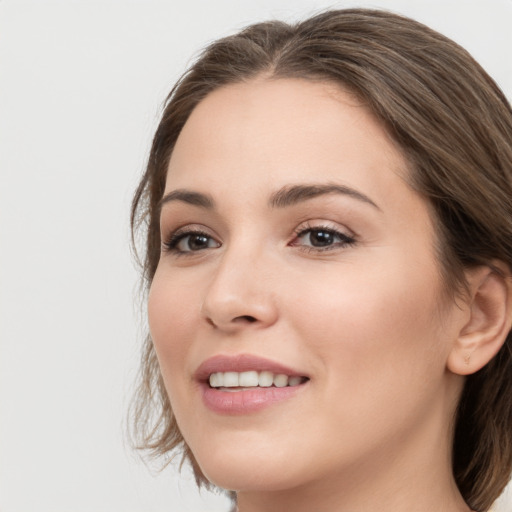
[258,371,273,387]
[288,376,302,386]
[209,372,221,387]
[208,371,306,389]
[238,371,259,387]
[273,374,289,387]
[223,372,239,387]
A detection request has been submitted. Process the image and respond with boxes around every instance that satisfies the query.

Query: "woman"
[130,9,512,512]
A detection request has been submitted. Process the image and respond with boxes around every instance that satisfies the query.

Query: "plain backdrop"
[1,1,511,511]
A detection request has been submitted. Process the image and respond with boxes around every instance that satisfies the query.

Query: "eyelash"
[162,224,356,255]
[162,228,218,256]
[291,223,356,253]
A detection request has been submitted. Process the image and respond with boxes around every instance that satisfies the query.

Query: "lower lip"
[201,383,305,414]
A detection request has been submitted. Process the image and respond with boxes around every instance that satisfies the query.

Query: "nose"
[201,246,278,332]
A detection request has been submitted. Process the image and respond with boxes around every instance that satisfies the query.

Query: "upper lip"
[194,353,308,382]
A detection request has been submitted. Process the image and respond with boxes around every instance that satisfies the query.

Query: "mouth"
[196,354,310,414]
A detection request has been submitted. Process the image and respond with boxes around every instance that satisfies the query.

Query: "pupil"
[311,230,333,246]
[189,234,209,250]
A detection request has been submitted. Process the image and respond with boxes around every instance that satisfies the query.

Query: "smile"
[196,354,310,414]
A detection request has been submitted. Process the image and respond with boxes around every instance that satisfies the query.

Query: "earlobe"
[447,262,512,376]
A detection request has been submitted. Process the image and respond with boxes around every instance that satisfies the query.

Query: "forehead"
[165,78,414,211]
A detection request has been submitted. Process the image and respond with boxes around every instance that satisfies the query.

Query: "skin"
[148,78,476,512]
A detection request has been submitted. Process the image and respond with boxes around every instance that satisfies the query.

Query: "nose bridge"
[201,236,277,330]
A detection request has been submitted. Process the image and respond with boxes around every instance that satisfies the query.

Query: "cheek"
[289,256,448,397]
[147,268,200,390]
[281,260,452,462]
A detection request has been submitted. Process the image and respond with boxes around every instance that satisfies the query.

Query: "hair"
[130,8,512,511]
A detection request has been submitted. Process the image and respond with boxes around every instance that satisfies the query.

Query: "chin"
[202,466,300,493]
[193,444,306,492]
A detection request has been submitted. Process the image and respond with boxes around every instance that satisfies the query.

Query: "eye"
[292,225,356,251]
[163,229,221,254]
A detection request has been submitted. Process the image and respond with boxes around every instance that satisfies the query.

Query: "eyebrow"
[158,182,380,212]
[159,189,215,211]
[269,183,380,210]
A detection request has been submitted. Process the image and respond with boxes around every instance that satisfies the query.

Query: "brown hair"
[130,9,512,511]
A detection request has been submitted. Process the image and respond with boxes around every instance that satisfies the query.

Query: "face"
[148,78,466,493]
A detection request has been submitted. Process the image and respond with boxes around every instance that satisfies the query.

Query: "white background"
[1,1,511,511]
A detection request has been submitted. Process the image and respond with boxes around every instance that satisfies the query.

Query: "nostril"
[235,315,257,323]
[205,315,257,328]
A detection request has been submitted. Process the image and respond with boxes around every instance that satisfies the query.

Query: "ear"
[447,262,512,376]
